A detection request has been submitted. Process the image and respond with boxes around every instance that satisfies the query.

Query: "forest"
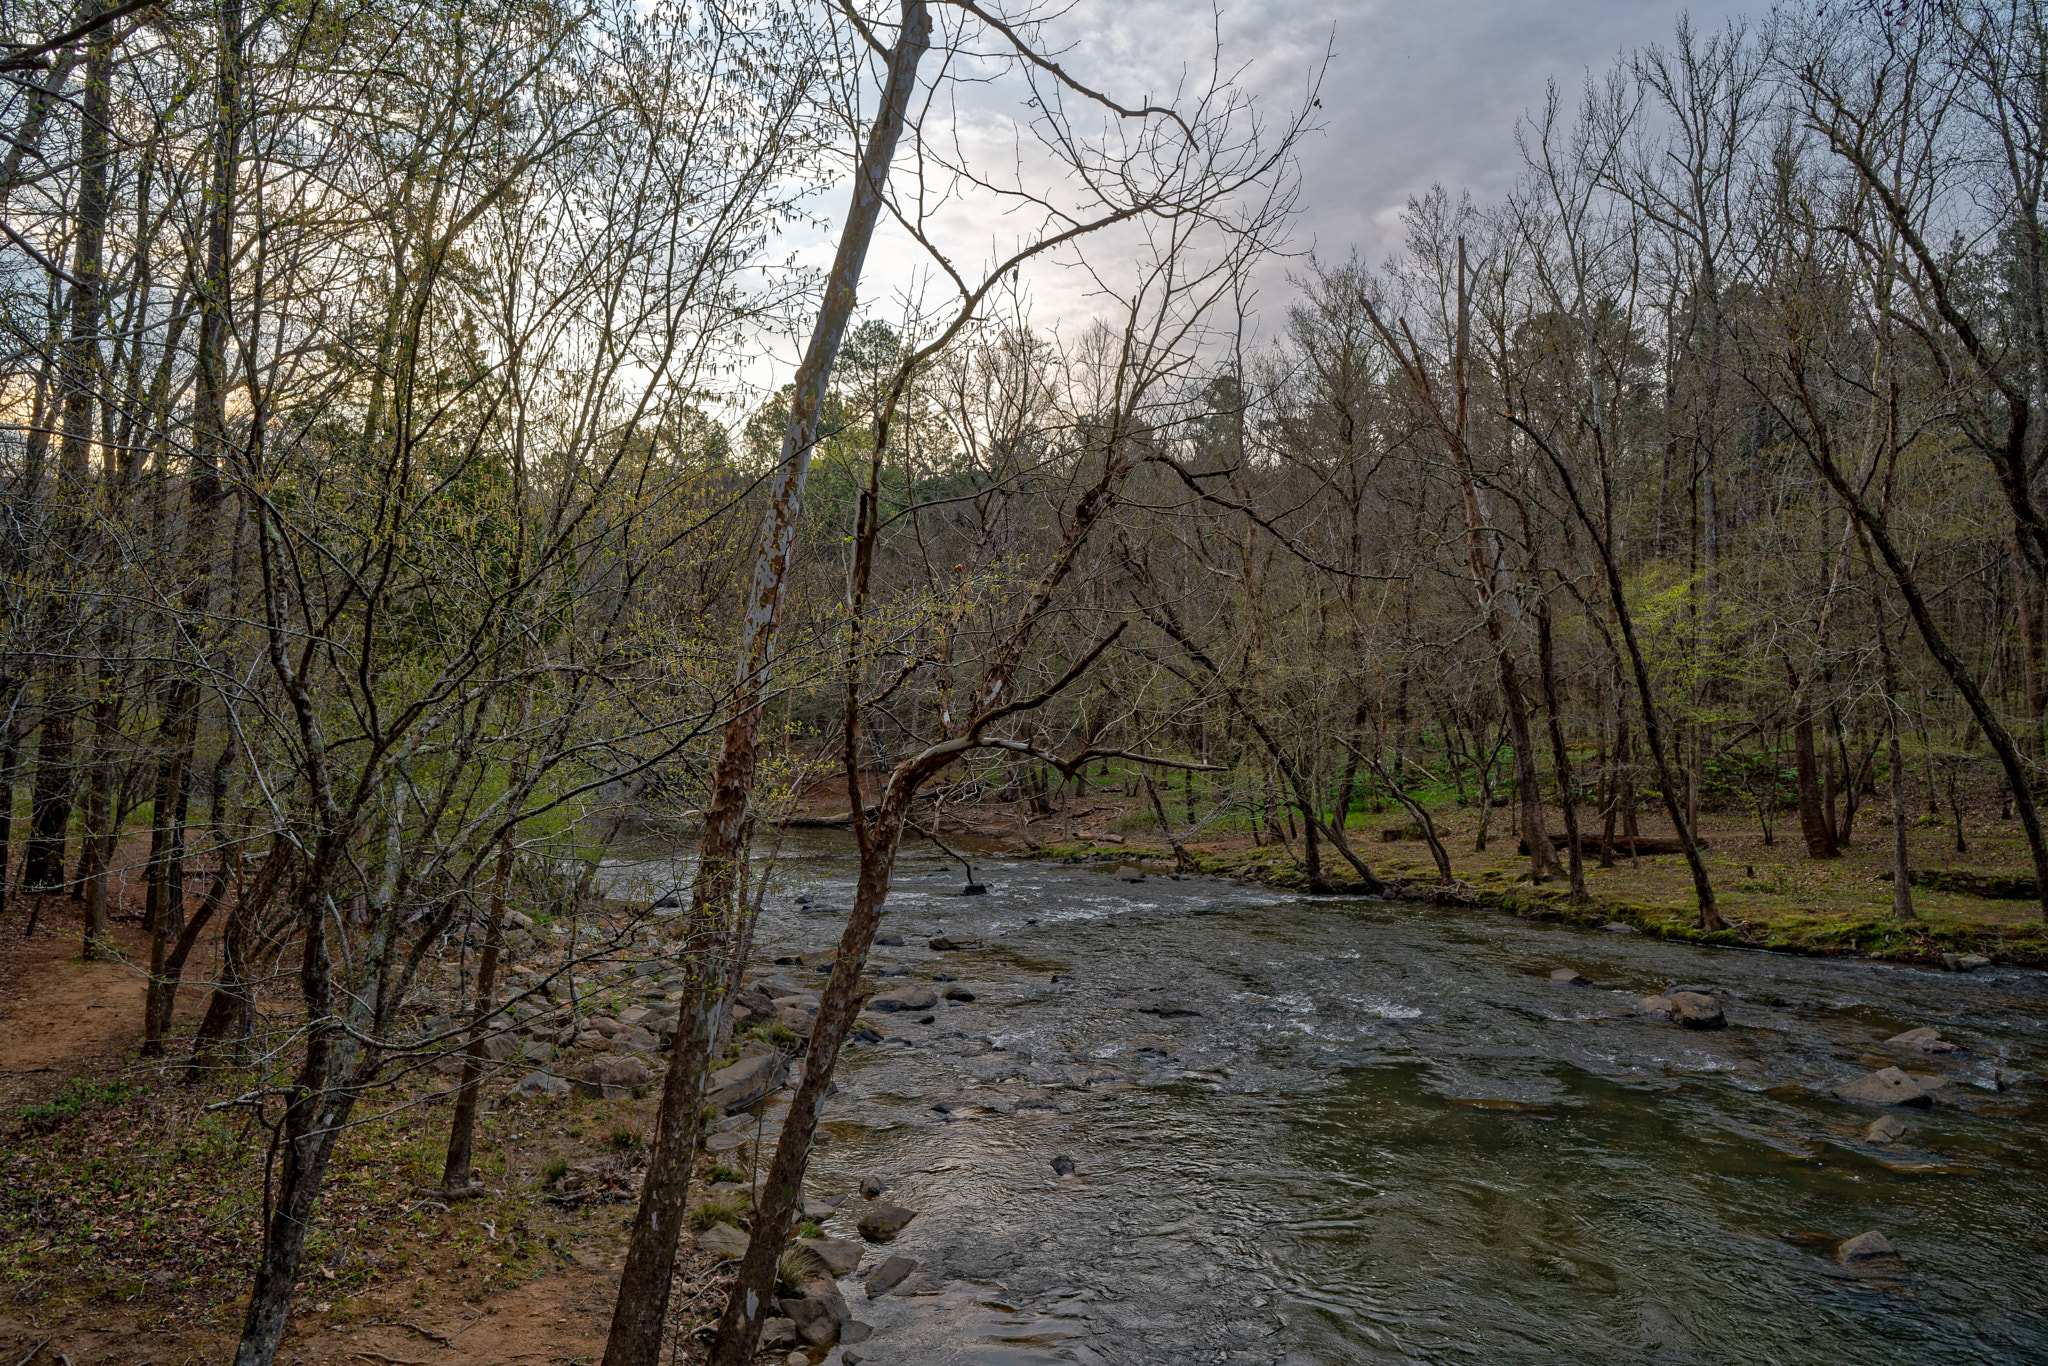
[1,1,2046,1364]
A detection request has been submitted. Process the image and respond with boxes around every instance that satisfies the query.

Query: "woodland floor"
[0,878,724,1366]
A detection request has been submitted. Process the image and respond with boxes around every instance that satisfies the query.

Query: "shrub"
[776,1247,824,1295]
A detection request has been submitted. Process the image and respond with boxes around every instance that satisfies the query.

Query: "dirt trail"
[0,905,159,1109]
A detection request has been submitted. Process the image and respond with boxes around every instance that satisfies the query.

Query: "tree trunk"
[1535,596,1587,903]
[442,813,517,1193]
[603,11,932,1364]
[1788,678,1838,859]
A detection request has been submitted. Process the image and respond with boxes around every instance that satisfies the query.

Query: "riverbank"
[879,790,2048,968]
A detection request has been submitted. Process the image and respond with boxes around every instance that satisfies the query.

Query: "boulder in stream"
[857,1202,917,1241]
[868,984,939,1013]
[779,1286,843,1346]
[1864,1115,1910,1145]
[928,935,980,951]
[705,1050,783,1113]
[797,1236,864,1277]
[864,1254,917,1295]
[1837,1230,1904,1267]
[1548,968,1589,985]
[1669,991,1726,1029]
[1830,1066,1935,1107]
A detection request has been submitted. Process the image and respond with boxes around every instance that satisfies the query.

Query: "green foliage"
[17,1080,141,1137]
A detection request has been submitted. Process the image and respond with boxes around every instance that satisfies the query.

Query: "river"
[606,834,2048,1365]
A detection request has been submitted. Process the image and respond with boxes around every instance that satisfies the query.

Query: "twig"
[354,1353,428,1366]
[12,1336,50,1366]
[391,1322,453,1346]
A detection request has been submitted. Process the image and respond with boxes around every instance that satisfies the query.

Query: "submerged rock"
[928,935,980,951]
[1864,1115,1910,1145]
[1886,1026,1960,1053]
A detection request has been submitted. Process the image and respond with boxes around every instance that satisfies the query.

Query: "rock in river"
[1549,968,1589,985]
[864,1254,917,1295]
[1831,1066,1935,1107]
[927,935,980,951]
[705,1050,783,1114]
[1669,991,1726,1030]
[1051,1154,1076,1177]
[779,1289,842,1347]
[1837,1230,1904,1267]
[797,1236,864,1277]
[1865,1115,1910,1145]
[857,1202,917,1241]
[868,984,939,1013]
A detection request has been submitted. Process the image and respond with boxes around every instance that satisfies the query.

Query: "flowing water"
[609,836,2048,1365]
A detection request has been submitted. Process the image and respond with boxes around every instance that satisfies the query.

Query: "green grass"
[17,1079,142,1136]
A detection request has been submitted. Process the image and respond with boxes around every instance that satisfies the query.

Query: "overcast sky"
[753,1,1758,397]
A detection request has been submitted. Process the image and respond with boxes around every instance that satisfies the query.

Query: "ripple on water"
[602,835,2048,1365]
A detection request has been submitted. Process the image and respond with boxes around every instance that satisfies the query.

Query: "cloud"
[738,0,1752,403]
